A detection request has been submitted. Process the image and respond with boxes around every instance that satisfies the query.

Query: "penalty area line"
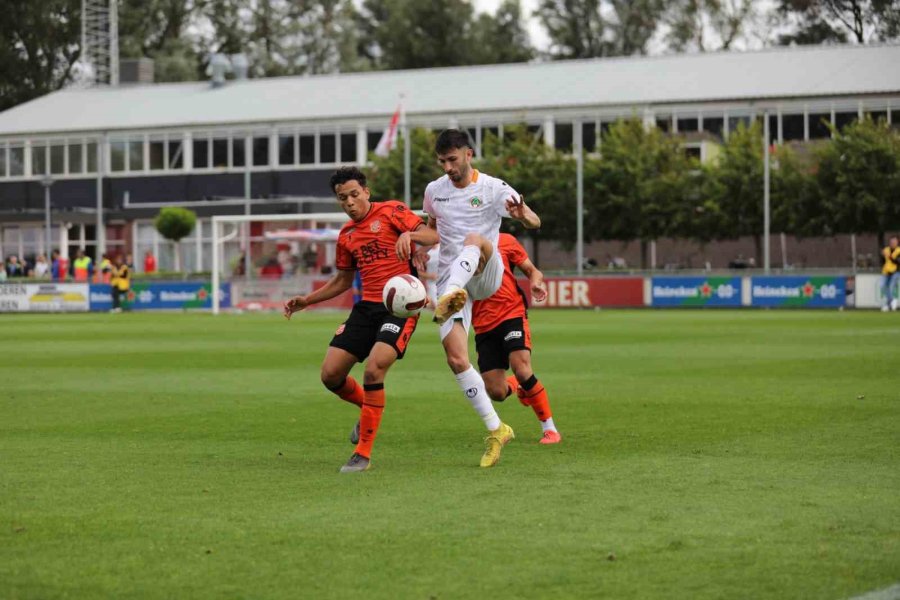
[849,583,900,600]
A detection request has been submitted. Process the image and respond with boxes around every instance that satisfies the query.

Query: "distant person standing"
[51,250,68,281]
[32,254,50,278]
[5,255,24,278]
[144,251,157,274]
[72,249,93,281]
[881,235,900,312]
[110,255,131,313]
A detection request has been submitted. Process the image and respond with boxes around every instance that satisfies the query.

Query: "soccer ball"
[383,274,427,318]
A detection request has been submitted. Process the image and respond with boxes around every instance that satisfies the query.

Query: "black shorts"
[329,301,418,362]
[475,317,532,373]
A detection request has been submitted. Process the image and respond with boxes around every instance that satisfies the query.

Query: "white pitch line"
[849,583,900,600]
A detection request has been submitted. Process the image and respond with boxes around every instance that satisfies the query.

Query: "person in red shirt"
[283,166,438,473]
[471,233,561,444]
[143,251,157,274]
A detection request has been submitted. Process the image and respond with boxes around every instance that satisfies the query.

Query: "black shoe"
[340,452,370,473]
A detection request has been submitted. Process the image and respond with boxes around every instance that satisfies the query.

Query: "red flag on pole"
[374,104,401,157]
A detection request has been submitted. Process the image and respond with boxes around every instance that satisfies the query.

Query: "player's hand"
[531,279,548,303]
[412,248,429,272]
[396,232,413,261]
[506,194,526,220]
[283,295,309,320]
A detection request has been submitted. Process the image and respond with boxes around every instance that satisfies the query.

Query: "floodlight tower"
[81,0,119,86]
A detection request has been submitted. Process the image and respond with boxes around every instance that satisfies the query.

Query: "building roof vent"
[206,53,232,88]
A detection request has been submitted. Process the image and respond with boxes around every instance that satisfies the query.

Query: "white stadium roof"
[0,43,898,137]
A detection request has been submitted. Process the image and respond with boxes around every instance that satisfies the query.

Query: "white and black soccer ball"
[383,275,427,318]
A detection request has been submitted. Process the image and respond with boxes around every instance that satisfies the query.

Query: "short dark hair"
[435,129,473,154]
[891,234,899,241]
[330,166,367,191]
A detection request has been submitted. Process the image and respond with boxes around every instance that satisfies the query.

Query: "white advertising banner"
[855,274,898,309]
[0,283,90,313]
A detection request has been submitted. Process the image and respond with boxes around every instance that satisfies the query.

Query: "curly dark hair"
[330,166,367,192]
[435,129,473,154]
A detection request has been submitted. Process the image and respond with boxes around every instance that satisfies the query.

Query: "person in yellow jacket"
[110,254,131,313]
[882,235,900,312]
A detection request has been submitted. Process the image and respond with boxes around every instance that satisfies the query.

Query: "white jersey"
[423,169,519,277]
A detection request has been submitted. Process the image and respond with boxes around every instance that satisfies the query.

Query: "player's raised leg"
[509,350,560,444]
[443,321,514,467]
[319,346,365,444]
[434,234,494,324]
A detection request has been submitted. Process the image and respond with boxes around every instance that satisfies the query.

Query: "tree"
[477,125,578,266]
[815,117,900,246]
[118,0,203,82]
[155,207,197,272]
[469,0,534,65]
[706,122,767,264]
[0,0,81,112]
[663,0,758,52]
[589,118,693,267]
[535,0,665,59]
[770,143,826,238]
[775,0,900,45]
[367,128,443,207]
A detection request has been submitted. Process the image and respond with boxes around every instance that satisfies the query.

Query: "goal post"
[211,212,350,315]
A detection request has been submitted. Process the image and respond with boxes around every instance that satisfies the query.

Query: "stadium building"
[0,43,898,271]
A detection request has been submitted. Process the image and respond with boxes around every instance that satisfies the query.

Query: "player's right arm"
[283,269,355,320]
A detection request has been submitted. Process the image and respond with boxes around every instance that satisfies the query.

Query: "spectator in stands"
[5,255,24,278]
[882,235,900,312]
[31,254,50,278]
[72,249,93,281]
[50,249,68,281]
[143,251,156,274]
[259,255,284,279]
[110,254,131,313]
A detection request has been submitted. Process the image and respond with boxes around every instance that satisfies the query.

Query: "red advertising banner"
[518,277,644,308]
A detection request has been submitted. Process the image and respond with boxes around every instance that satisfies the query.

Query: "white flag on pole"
[374,104,402,157]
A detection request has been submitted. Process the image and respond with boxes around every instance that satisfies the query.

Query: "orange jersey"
[336,200,424,303]
[472,233,529,334]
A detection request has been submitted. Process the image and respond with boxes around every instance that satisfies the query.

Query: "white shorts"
[437,245,504,341]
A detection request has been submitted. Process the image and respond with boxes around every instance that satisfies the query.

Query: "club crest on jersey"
[470,197,482,208]
[369,220,382,233]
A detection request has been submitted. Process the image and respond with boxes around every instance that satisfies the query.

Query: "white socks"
[446,245,481,292]
[455,366,501,431]
[541,417,557,433]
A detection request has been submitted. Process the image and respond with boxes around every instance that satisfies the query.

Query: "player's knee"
[320,366,345,390]
[363,364,388,386]
[485,381,508,402]
[445,353,469,374]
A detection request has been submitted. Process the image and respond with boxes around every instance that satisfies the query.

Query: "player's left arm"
[396,223,439,261]
[505,193,541,229]
[516,257,547,303]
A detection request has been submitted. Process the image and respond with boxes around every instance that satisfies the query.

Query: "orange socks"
[356,383,386,459]
[518,375,553,422]
[328,376,364,407]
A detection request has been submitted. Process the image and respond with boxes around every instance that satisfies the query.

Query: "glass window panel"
[677,117,699,132]
[554,122,573,151]
[212,138,228,167]
[808,113,831,139]
[299,134,315,164]
[50,142,65,174]
[86,142,97,172]
[320,133,336,163]
[367,131,381,152]
[656,117,671,133]
[279,134,295,165]
[684,146,701,160]
[9,145,24,176]
[891,110,900,129]
[768,115,778,145]
[465,128,478,152]
[340,133,355,163]
[728,115,751,133]
[168,140,183,169]
[867,110,887,124]
[835,111,857,131]
[0,146,5,177]
[253,136,269,167]
[193,138,209,168]
[32,143,47,175]
[129,140,143,171]
[483,126,500,141]
[703,117,724,137]
[782,114,804,140]
[110,140,126,172]
[582,122,597,152]
[149,140,165,170]
[231,137,245,167]
[600,121,612,138]
[68,142,83,174]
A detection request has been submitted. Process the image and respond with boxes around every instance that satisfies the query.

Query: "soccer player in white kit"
[422,129,541,467]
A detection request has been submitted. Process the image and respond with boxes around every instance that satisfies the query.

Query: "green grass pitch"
[1,309,898,599]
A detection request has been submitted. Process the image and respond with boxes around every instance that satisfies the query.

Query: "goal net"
[210,212,350,315]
